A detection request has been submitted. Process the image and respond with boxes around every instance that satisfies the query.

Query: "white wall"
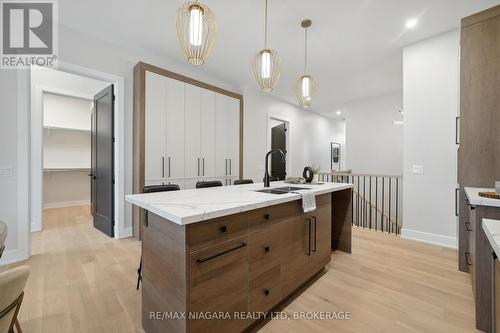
[244,87,345,182]
[402,30,459,248]
[343,92,403,175]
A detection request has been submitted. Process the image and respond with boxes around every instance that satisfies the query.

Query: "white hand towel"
[296,190,316,213]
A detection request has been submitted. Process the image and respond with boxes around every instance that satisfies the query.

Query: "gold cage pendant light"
[176,0,217,66]
[252,0,281,92]
[295,19,317,108]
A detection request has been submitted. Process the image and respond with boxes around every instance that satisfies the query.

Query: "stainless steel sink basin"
[255,186,310,195]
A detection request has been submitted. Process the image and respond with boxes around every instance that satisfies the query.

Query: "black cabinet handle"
[264,246,270,252]
[306,218,312,256]
[219,225,227,233]
[264,289,270,296]
[264,214,270,220]
[168,157,171,178]
[465,251,472,266]
[162,157,165,178]
[465,222,472,232]
[455,188,459,217]
[196,242,246,263]
[312,216,317,252]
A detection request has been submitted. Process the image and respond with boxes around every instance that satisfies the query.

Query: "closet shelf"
[43,126,91,133]
[44,168,91,172]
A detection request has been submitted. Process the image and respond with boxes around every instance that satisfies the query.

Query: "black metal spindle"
[369,176,372,229]
[396,177,399,235]
[381,178,385,232]
[389,177,392,234]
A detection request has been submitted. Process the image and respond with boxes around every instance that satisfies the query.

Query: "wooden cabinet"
[189,236,249,333]
[141,66,241,190]
[141,193,345,333]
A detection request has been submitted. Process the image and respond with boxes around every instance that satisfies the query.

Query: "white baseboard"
[115,226,133,239]
[0,248,29,266]
[400,228,457,249]
[43,200,90,209]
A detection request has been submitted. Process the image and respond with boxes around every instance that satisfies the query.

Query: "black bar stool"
[137,184,180,290]
[195,181,223,189]
[233,179,254,185]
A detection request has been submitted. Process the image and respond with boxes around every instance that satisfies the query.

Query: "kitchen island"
[126,181,353,333]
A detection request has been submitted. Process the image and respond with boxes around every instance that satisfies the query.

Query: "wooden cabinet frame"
[133,62,244,239]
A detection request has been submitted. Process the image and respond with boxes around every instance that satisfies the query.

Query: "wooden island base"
[141,190,352,333]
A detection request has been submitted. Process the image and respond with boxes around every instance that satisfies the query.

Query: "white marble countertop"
[126,181,353,225]
[482,219,500,261]
[464,187,500,208]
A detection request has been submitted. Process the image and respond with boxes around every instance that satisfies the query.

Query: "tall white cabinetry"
[144,71,240,189]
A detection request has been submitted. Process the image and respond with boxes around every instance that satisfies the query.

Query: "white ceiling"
[60,0,500,116]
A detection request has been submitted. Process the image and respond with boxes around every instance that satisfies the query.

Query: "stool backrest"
[233,179,254,185]
[143,184,180,193]
[0,266,30,333]
[196,181,223,189]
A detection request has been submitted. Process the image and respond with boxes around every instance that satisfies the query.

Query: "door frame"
[29,62,127,240]
[267,115,291,178]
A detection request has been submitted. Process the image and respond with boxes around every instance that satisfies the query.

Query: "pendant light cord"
[304,26,308,75]
[264,0,268,49]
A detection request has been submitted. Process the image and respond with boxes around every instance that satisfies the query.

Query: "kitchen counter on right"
[465,187,500,208]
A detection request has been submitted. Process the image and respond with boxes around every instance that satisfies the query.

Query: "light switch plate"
[4,167,12,176]
[412,165,424,175]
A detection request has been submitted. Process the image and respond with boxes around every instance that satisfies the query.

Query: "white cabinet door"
[184,84,201,179]
[200,90,216,178]
[227,97,240,178]
[165,77,185,180]
[215,93,230,179]
[145,71,166,181]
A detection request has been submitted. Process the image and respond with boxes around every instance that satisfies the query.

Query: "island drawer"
[249,265,282,316]
[188,236,249,333]
[248,223,282,278]
[187,214,249,251]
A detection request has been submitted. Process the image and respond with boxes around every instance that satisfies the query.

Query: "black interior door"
[91,85,114,237]
[271,123,287,180]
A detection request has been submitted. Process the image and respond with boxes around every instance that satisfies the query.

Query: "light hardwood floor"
[1,206,479,333]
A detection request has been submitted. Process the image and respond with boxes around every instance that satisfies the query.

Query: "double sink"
[255,186,311,195]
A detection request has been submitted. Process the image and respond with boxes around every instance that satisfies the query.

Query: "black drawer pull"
[264,246,271,252]
[264,289,270,296]
[465,222,472,232]
[465,251,472,266]
[219,225,227,233]
[196,242,247,263]
[263,214,270,220]
[306,218,312,256]
[312,216,317,253]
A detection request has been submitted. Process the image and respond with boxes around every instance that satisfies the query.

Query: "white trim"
[29,62,127,243]
[43,200,90,209]
[400,227,457,249]
[266,114,291,177]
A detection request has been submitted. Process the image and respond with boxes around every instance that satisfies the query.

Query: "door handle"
[225,159,228,176]
[162,157,165,178]
[202,158,205,176]
[306,218,312,256]
[312,216,317,252]
[197,158,200,176]
[455,116,460,145]
[229,159,232,176]
[455,188,459,217]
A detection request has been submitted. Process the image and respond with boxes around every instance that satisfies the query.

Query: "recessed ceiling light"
[392,121,404,125]
[336,111,341,115]
[405,18,418,30]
